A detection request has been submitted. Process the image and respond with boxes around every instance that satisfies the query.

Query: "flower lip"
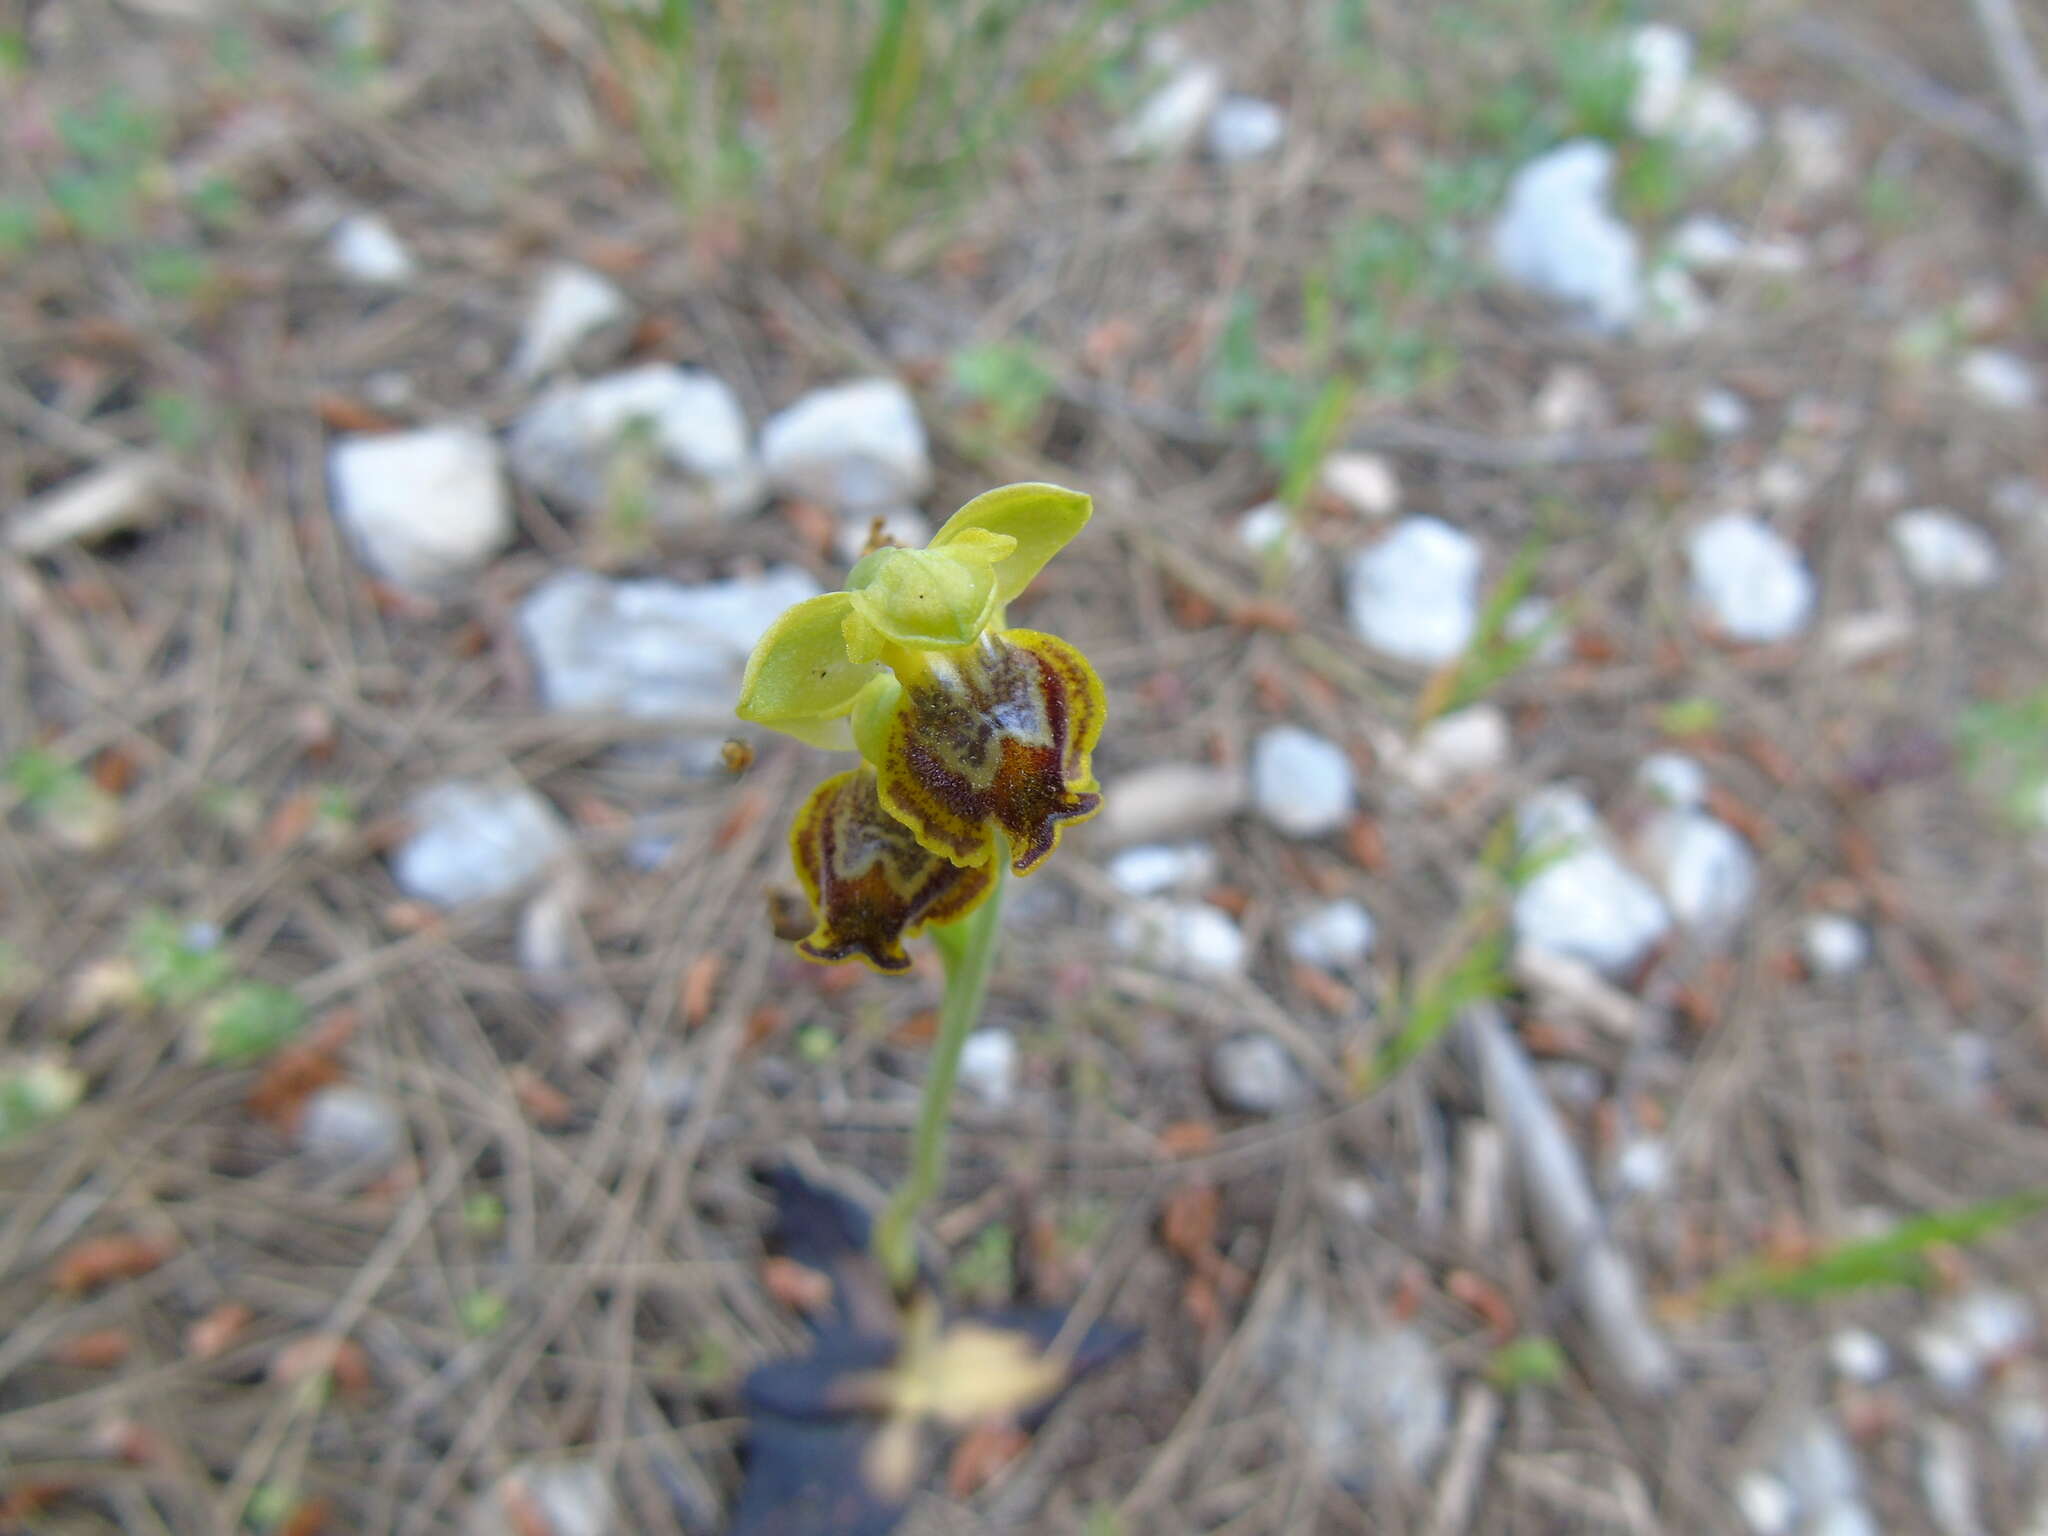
[789,767,997,973]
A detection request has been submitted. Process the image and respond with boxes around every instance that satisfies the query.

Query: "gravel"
[1251,726,1355,837]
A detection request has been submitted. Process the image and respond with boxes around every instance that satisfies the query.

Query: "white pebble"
[1694,387,1751,438]
[1347,517,1483,665]
[1395,705,1510,798]
[509,263,631,382]
[1110,900,1247,980]
[1636,810,1755,944]
[1892,510,2001,592]
[328,425,512,592]
[1320,452,1401,518]
[1235,501,1310,571]
[957,1029,1019,1109]
[1612,1136,1672,1196]
[1095,763,1249,846]
[327,212,414,286]
[508,365,766,525]
[1959,348,2039,410]
[1778,106,1853,194]
[1531,364,1612,434]
[1994,1369,2048,1464]
[1915,1324,1986,1398]
[1803,915,1870,979]
[1669,215,1747,272]
[1111,60,1224,158]
[1252,726,1355,838]
[391,779,571,908]
[1829,1328,1890,1384]
[297,1085,404,1176]
[1206,95,1285,164]
[1642,263,1712,343]
[1919,1421,1984,1536]
[1514,788,1671,978]
[1107,843,1218,897]
[1207,1033,1309,1116]
[1637,752,1707,810]
[1491,140,1641,333]
[1285,899,1376,970]
[1687,513,1815,644]
[1735,1471,1796,1536]
[760,377,931,512]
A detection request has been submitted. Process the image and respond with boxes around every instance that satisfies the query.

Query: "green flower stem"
[874,845,1008,1295]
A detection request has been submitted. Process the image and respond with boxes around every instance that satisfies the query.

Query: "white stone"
[1777,1419,1861,1513]
[1320,452,1401,518]
[958,1029,1019,1109]
[1823,610,1913,666]
[1629,27,1759,169]
[1642,263,1711,343]
[509,263,631,382]
[1669,214,1746,272]
[1110,900,1247,980]
[1994,1370,2048,1464]
[1694,387,1751,438]
[520,565,819,721]
[506,1463,615,1536]
[1953,1289,2034,1359]
[1094,763,1249,846]
[1395,705,1510,798]
[1857,462,1912,509]
[297,1084,404,1175]
[1919,1421,1984,1536]
[1235,501,1310,572]
[1687,514,1815,644]
[1491,140,1641,334]
[1778,106,1853,194]
[1637,752,1707,810]
[1514,788,1670,978]
[1251,726,1355,837]
[1534,366,1618,441]
[759,378,931,512]
[1106,842,1218,898]
[1628,25,1695,139]
[1206,95,1284,164]
[6,453,172,556]
[1803,915,1870,979]
[833,506,930,565]
[1830,1328,1890,1384]
[1504,597,1569,663]
[1915,1325,1986,1398]
[1264,1310,1449,1489]
[1637,810,1756,944]
[1892,510,2001,592]
[1735,1471,1796,1536]
[391,779,571,907]
[1757,459,1814,514]
[508,364,766,525]
[1959,348,2040,410]
[327,212,413,285]
[328,425,512,592]
[1111,61,1224,158]
[1808,1505,1879,1536]
[1285,899,1376,970]
[1346,517,1484,665]
[1612,1136,1672,1195]
[1207,1034,1309,1116]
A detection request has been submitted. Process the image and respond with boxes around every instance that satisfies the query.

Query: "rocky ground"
[4,1,2048,1532]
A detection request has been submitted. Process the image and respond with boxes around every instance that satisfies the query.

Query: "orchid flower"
[737,483,1105,972]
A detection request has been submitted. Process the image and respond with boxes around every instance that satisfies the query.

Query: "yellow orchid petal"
[736,591,886,737]
[928,482,1092,605]
[789,768,997,974]
[870,629,1105,875]
[846,545,1000,651]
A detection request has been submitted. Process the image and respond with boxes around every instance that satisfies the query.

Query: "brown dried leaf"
[270,1334,369,1396]
[50,1232,176,1294]
[715,788,769,851]
[508,1067,573,1128]
[1445,1269,1517,1343]
[51,1328,132,1369]
[946,1421,1029,1498]
[761,1256,834,1317]
[680,954,721,1028]
[1160,1182,1220,1267]
[1155,1120,1217,1159]
[186,1301,255,1361]
[257,791,319,856]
